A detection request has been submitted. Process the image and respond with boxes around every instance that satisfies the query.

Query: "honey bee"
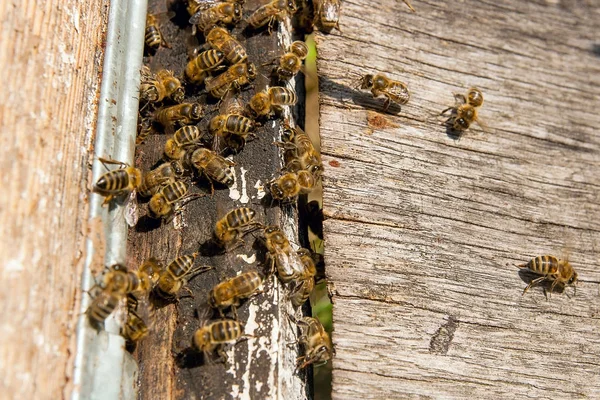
[209,114,257,151]
[248,86,297,118]
[87,289,125,327]
[360,73,410,111]
[189,148,235,191]
[442,87,485,132]
[247,0,298,31]
[313,0,341,33]
[148,180,197,219]
[205,26,248,65]
[289,248,317,307]
[277,122,322,177]
[155,253,211,298]
[154,103,205,132]
[145,12,174,50]
[268,170,315,201]
[294,316,332,368]
[93,158,142,205]
[208,270,263,318]
[185,49,226,85]
[192,319,244,361]
[214,207,261,245]
[189,1,243,33]
[275,41,308,80]
[205,62,257,99]
[103,261,163,299]
[140,69,185,103]
[138,160,185,197]
[164,126,205,160]
[187,0,245,17]
[136,116,157,145]
[516,255,578,296]
[121,310,149,342]
[262,225,306,283]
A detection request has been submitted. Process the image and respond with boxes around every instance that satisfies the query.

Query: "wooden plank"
[0,1,109,399]
[315,0,600,398]
[131,1,309,399]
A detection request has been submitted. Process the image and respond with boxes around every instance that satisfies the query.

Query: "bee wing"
[124,190,140,227]
[289,251,306,275]
[189,3,219,25]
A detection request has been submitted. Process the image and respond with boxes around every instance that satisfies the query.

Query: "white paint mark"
[172,211,186,230]
[228,161,241,201]
[240,167,249,204]
[236,253,256,264]
[254,180,266,200]
[5,258,24,273]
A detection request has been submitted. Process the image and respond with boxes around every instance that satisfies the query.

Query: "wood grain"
[131,1,310,399]
[0,1,109,399]
[315,0,600,398]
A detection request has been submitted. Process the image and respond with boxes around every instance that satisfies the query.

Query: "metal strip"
[72,0,147,398]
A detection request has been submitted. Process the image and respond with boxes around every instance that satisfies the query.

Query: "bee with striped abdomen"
[189,1,243,33]
[313,0,341,33]
[205,62,257,99]
[154,103,205,133]
[268,170,316,202]
[155,253,212,298]
[248,86,297,118]
[93,158,142,205]
[189,148,235,192]
[138,160,185,198]
[185,49,226,85]
[164,126,205,160]
[214,207,261,246]
[274,41,308,80]
[360,72,410,111]
[208,270,263,318]
[247,0,297,32]
[516,255,578,296]
[205,27,248,65]
[293,316,332,368]
[442,87,485,133]
[145,12,174,50]
[192,319,246,362]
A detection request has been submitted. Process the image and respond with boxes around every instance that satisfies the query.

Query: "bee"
[208,270,263,318]
[136,116,157,145]
[278,122,322,177]
[155,253,211,298]
[102,261,163,299]
[442,87,485,132]
[268,170,315,201]
[275,41,308,80]
[247,0,298,31]
[139,69,184,104]
[185,49,226,85]
[121,310,149,342]
[93,158,142,205]
[87,265,129,326]
[145,12,174,50]
[189,1,243,33]
[206,27,248,65]
[154,103,205,132]
[289,248,317,307]
[214,207,261,245]
[189,148,235,191]
[165,126,205,160]
[294,316,332,369]
[138,160,185,197]
[248,86,297,118]
[360,73,410,111]
[209,114,256,150]
[187,0,245,17]
[148,180,197,219]
[313,0,341,33]
[516,255,578,296]
[192,319,244,361]
[262,225,306,283]
[205,62,257,99]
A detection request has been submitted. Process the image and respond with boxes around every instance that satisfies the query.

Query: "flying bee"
[268,170,315,202]
[313,0,341,33]
[154,103,205,133]
[205,62,257,99]
[441,87,485,133]
[277,122,322,177]
[148,180,200,220]
[189,1,243,33]
[248,86,297,118]
[208,270,263,318]
[247,0,298,31]
[185,49,226,85]
[93,158,142,205]
[293,316,332,369]
[214,207,261,246]
[206,27,248,65]
[155,253,212,298]
[192,319,245,361]
[360,73,410,111]
[165,126,205,160]
[274,41,308,80]
[189,148,235,192]
[138,160,185,197]
[262,225,306,283]
[121,310,149,343]
[145,12,174,50]
[516,255,578,296]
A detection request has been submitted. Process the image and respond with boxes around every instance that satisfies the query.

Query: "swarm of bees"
[89,0,333,381]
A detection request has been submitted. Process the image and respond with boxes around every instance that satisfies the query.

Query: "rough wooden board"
[0,1,109,399]
[315,0,600,398]
[130,1,310,399]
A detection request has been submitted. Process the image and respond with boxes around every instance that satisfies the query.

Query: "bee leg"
[522,276,547,296]
[216,346,228,364]
[101,194,115,206]
[402,0,416,12]
[232,306,239,321]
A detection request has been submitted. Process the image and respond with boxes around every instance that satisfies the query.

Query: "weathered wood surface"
[130,1,309,399]
[315,0,600,398]
[0,1,109,399]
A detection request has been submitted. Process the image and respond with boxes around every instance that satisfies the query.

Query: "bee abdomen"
[212,320,242,342]
[163,181,188,203]
[206,159,235,185]
[145,27,161,48]
[227,207,255,227]
[167,254,195,277]
[95,169,129,192]
[225,115,254,134]
[527,255,559,275]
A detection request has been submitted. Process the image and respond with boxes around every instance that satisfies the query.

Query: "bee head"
[360,74,374,90]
